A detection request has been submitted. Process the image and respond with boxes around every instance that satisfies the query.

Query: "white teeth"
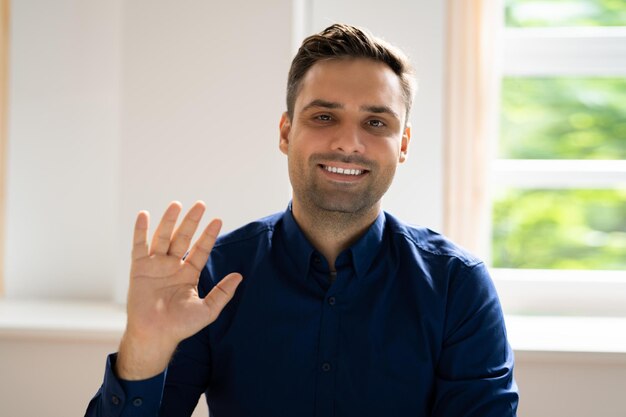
[324,165,363,176]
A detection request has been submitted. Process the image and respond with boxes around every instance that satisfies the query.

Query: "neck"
[291,199,380,270]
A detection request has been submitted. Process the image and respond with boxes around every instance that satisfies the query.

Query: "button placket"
[314,281,345,416]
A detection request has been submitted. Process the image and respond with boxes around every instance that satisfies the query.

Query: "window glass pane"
[492,188,626,270]
[505,0,626,27]
[500,77,626,160]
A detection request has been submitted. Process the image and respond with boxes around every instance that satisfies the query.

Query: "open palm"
[117,201,242,380]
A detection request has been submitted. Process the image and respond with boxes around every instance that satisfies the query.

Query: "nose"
[330,122,365,154]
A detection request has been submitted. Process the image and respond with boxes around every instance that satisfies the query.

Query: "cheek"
[291,134,320,157]
[287,141,311,171]
[371,139,402,162]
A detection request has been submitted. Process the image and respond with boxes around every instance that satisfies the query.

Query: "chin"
[311,196,377,216]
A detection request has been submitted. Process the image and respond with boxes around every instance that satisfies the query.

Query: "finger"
[184,218,222,273]
[131,210,150,260]
[168,201,206,259]
[150,201,182,256]
[203,273,243,322]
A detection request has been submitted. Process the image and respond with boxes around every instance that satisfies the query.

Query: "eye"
[315,114,333,122]
[366,119,386,128]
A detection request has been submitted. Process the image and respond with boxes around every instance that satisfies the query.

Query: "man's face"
[279,58,411,217]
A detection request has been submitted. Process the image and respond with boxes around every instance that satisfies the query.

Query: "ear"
[279,112,291,155]
[399,123,411,163]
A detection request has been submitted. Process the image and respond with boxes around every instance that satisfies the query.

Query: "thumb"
[203,273,243,321]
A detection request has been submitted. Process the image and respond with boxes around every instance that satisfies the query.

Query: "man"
[86,23,518,417]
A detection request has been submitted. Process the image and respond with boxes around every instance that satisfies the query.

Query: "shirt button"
[321,362,332,372]
[111,395,120,405]
[328,296,336,306]
[313,256,321,264]
[132,397,143,407]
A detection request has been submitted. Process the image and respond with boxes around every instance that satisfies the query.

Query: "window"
[491,0,626,315]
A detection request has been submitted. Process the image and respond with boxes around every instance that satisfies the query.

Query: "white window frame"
[492,25,626,316]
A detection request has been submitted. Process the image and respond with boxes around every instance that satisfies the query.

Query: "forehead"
[295,58,405,116]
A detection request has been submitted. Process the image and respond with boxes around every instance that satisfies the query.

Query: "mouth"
[321,164,365,176]
[319,163,369,179]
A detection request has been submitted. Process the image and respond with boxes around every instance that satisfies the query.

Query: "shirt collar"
[280,203,315,279]
[349,210,386,279]
[280,203,386,279]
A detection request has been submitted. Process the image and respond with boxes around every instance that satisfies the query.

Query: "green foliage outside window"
[493,77,626,270]
[492,189,626,270]
[500,78,626,159]
[505,0,626,27]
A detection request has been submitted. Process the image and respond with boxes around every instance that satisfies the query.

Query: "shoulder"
[200,212,282,292]
[383,212,498,305]
[213,211,282,249]
[207,211,282,271]
[383,211,483,269]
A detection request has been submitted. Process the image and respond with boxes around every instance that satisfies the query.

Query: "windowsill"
[492,268,626,317]
[1,299,626,359]
[0,299,126,341]
[504,315,626,363]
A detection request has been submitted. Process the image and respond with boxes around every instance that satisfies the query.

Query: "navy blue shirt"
[86,207,518,416]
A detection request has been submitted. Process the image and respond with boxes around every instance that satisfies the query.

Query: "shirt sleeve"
[84,353,166,417]
[432,262,519,417]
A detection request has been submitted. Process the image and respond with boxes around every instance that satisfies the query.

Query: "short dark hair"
[286,23,416,123]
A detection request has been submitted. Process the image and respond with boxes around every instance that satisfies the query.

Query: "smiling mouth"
[320,164,367,176]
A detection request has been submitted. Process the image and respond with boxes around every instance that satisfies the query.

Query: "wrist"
[115,332,177,380]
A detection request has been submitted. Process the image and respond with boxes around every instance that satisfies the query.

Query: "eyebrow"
[301,99,343,112]
[360,104,400,121]
[301,99,400,121]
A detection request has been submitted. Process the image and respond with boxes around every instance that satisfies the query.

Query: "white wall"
[6,0,122,300]
[0,336,120,417]
[514,351,626,417]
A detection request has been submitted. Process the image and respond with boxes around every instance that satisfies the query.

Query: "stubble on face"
[290,150,396,224]
[282,58,408,233]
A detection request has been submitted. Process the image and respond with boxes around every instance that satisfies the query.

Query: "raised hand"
[116,201,242,380]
